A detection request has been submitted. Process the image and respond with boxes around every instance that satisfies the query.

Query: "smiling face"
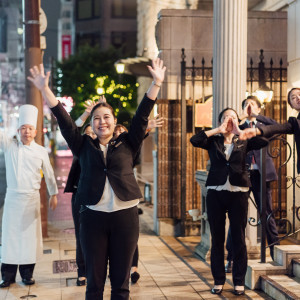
[91,106,116,140]
[18,124,37,145]
[289,89,300,111]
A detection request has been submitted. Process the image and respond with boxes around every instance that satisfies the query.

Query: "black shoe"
[76,278,86,286]
[138,208,143,215]
[225,260,232,273]
[211,287,223,295]
[0,280,14,288]
[233,289,245,295]
[130,271,140,283]
[22,278,35,285]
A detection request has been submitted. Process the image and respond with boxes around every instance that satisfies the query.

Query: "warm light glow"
[97,87,104,95]
[115,63,125,74]
[255,88,273,104]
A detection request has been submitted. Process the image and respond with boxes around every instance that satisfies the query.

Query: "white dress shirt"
[87,143,139,212]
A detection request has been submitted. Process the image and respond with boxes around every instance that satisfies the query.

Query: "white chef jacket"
[0,131,58,264]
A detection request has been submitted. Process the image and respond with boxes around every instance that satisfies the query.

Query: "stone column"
[287,0,300,241]
[212,0,248,127]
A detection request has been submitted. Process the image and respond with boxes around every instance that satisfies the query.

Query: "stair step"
[260,274,300,300]
[293,259,300,279]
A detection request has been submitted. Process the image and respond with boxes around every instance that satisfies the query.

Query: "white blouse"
[86,143,139,212]
[207,143,249,192]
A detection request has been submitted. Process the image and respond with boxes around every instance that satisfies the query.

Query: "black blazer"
[64,156,80,193]
[259,113,300,173]
[190,131,268,187]
[240,116,278,182]
[64,133,150,194]
[51,94,155,205]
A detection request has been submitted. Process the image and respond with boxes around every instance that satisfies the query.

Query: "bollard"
[144,182,151,204]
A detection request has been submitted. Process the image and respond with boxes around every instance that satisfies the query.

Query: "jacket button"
[226,163,230,166]
[104,168,107,172]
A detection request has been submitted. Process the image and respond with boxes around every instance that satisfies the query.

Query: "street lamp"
[255,49,273,105]
[115,61,125,111]
[115,62,125,74]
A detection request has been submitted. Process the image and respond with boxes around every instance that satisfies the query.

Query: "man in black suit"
[225,96,279,272]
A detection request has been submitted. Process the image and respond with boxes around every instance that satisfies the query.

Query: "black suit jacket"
[240,116,278,182]
[190,131,268,187]
[51,94,155,205]
[64,156,80,193]
[259,113,300,173]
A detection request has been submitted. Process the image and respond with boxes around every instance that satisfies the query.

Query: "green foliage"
[55,45,138,122]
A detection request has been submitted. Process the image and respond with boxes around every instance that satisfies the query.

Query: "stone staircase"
[246,245,300,299]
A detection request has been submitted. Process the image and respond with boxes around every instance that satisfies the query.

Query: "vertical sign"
[62,35,71,59]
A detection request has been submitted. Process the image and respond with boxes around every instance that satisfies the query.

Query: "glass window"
[111,0,136,18]
[62,22,71,30]
[62,10,71,18]
[77,0,92,20]
[94,0,101,17]
[77,0,101,20]
[76,33,101,49]
[111,31,136,57]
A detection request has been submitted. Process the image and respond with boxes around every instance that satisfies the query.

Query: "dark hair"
[82,123,92,134]
[90,102,116,119]
[218,107,239,123]
[287,88,300,107]
[241,95,261,109]
[114,124,128,133]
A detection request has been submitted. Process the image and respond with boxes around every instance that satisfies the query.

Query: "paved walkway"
[0,156,272,299]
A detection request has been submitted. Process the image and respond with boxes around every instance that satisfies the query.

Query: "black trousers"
[226,170,279,260]
[132,246,139,268]
[206,189,248,286]
[80,206,139,300]
[71,192,86,278]
[1,263,35,282]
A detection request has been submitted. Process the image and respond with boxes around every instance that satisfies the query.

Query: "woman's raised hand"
[218,117,230,134]
[27,64,50,91]
[231,117,242,135]
[147,115,164,131]
[147,58,166,85]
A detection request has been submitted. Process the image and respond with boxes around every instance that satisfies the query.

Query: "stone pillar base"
[195,241,211,261]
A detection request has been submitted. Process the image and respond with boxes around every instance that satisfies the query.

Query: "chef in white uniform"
[0,104,58,288]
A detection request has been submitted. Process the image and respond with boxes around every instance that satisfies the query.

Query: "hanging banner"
[62,35,71,59]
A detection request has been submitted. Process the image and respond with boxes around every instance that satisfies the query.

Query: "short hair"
[218,107,239,123]
[287,88,300,107]
[114,124,128,133]
[90,102,116,119]
[241,95,261,109]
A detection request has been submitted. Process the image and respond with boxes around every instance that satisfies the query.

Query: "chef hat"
[18,104,38,129]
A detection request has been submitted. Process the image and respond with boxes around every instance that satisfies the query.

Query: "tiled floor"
[0,205,272,300]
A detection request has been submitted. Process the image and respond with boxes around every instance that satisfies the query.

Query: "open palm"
[27,64,50,91]
[147,58,166,84]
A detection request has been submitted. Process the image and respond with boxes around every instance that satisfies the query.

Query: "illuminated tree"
[55,45,138,125]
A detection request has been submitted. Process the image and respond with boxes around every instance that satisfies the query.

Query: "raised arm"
[28,64,58,108]
[128,58,166,153]
[27,64,83,156]
[75,96,106,127]
[146,58,166,100]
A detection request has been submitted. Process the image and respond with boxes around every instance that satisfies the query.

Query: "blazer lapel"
[92,138,106,166]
